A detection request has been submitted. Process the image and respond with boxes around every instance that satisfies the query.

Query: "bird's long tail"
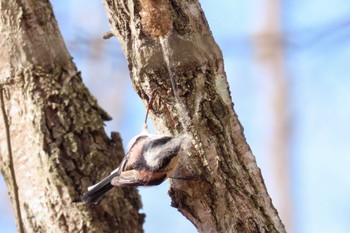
[82,172,119,204]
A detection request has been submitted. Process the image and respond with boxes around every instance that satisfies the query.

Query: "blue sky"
[1,1,350,232]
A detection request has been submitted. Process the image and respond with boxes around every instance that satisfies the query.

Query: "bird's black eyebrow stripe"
[138,136,172,169]
[148,136,172,148]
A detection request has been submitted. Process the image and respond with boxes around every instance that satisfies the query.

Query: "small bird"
[82,91,187,204]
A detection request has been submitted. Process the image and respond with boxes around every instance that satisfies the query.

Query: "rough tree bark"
[0,1,143,233]
[1,0,287,232]
[102,0,286,233]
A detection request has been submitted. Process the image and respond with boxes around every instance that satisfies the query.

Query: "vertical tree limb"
[102,0,286,232]
[0,1,143,232]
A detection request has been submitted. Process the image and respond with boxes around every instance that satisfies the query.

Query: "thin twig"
[0,87,25,233]
[144,89,157,125]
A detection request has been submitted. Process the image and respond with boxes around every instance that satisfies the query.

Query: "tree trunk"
[0,1,143,233]
[102,0,286,232]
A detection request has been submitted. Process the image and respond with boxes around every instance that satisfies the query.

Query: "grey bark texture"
[0,1,143,233]
[102,0,286,233]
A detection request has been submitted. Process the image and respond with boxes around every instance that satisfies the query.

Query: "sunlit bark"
[0,1,143,232]
[102,1,286,232]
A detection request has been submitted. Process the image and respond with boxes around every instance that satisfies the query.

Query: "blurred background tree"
[1,1,350,233]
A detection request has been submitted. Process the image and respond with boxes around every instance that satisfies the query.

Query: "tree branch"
[102,0,286,232]
[0,0,143,232]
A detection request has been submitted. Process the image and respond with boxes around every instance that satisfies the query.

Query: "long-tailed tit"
[82,91,188,204]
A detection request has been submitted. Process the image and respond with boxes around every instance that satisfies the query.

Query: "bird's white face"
[142,135,184,171]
